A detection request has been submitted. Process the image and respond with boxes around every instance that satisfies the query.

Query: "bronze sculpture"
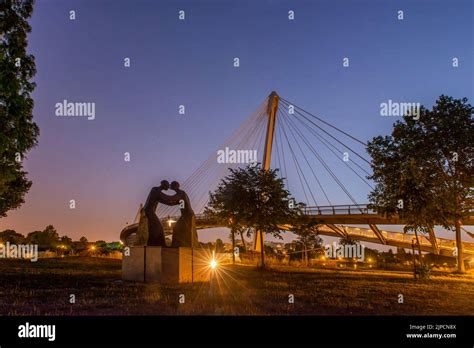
[141,180,170,246]
[169,181,199,248]
[120,180,199,248]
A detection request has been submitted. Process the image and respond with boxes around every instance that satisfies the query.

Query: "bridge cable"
[171,108,261,213]
[276,117,290,191]
[179,102,263,196]
[195,109,268,212]
[274,121,284,181]
[193,107,269,212]
[278,108,331,205]
[277,109,315,205]
[287,109,374,189]
[279,99,371,165]
[159,101,268,217]
[279,96,367,146]
[286,104,372,177]
[280,107,361,206]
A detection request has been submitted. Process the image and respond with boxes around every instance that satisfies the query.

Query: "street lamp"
[210,250,218,270]
[367,257,373,268]
[209,250,218,295]
[210,258,217,270]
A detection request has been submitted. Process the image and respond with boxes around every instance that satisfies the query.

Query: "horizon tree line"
[0,225,123,253]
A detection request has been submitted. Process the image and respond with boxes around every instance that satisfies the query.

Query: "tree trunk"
[455,220,465,273]
[306,248,309,267]
[231,228,235,264]
[239,229,247,252]
[414,230,423,266]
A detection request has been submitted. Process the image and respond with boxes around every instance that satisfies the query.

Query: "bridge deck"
[281,224,474,257]
[153,209,474,255]
[298,204,474,225]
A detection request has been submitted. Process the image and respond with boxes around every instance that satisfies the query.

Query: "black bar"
[0,316,472,346]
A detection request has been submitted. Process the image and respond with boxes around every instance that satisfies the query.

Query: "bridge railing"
[301,204,375,215]
[438,238,458,250]
[344,227,438,246]
[346,227,474,252]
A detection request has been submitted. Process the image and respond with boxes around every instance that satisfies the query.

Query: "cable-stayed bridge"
[122,92,474,256]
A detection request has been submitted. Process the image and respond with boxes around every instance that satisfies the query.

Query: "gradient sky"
[1,0,472,246]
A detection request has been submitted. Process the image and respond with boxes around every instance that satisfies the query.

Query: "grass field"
[0,257,473,315]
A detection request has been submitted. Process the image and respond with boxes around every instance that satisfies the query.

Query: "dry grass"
[0,257,473,315]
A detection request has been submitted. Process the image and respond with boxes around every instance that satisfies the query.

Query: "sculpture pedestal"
[122,246,210,284]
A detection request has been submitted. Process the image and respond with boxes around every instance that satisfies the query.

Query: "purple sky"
[1,0,472,247]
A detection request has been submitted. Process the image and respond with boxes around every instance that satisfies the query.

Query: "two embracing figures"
[124,180,199,248]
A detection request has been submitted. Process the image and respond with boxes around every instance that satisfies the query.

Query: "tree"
[26,225,59,250]
[215,238,224,253]
[367,96,473,273]
[383,249,396,264]
[364,247,379,264]
[368,136,437,266]
[339,236,360,246]
[106,241,123,251]
[225,218,242,263]
[205,164,299,268]
[292,220,322,266]
[239,227,251,252]
[0,0,39,217]
[72,236,88,252]
[95,240,107,250]
[59,235,72,247]
[424,96,473,273]
[263,244,276,256]
[0,229,25,244]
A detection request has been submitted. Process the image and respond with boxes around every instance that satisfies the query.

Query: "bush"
[417,263,434,279]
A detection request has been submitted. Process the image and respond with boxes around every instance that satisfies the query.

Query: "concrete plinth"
[122,246,210,284]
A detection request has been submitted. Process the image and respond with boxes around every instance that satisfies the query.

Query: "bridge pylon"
[254,91,280,254]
